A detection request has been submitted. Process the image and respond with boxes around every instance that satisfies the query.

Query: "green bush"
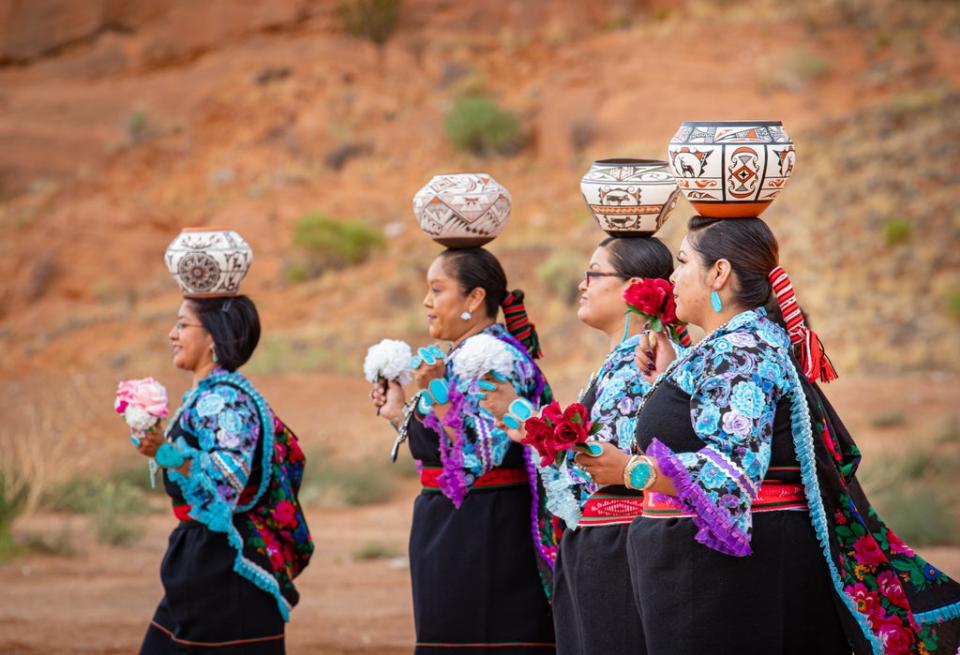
[947,291,960,321]
[0,472,29,557]
[884,219,911,246]
[337,0,400,62]
[444,95,524,157]
[46,477,149,515]
[874,485,957,546]
[291,213,384,280]
[353,540,399,560]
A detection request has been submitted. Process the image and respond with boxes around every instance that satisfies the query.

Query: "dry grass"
[0,373,109,514]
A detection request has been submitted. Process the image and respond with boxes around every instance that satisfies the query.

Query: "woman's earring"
[710,290,723,313]
[460,311,472,321]
[211,345,219,363]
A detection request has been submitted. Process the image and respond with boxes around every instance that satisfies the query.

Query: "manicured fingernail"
[477,380,496,391]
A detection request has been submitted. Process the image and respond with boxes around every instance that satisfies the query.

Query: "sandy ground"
[1,372,958,654]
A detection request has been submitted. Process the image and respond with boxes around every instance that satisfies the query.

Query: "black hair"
[599,236,673,281]
[189,295,261,372]
[438,247,543,358]
[438,247,508,319]
[686,216,784,322]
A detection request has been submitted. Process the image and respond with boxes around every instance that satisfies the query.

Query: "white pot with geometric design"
[412,173,510,248]
[667,121,796,218]
[164,227,253,298]
[580,159,679,237]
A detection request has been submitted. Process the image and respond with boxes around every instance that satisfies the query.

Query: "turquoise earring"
[710,290,723,313]
[621,311,631,343]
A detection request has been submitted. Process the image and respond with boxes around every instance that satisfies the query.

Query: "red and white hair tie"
[768,266,838,383]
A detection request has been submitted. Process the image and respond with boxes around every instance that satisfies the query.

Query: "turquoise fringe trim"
[784,362,883,654]
[167,371,290,622]
[914,600,960,625]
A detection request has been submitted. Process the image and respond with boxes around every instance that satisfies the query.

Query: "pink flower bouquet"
[115,378,169,446]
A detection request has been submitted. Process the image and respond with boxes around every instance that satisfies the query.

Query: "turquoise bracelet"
[503,397,535,431]
[155,442,186,468]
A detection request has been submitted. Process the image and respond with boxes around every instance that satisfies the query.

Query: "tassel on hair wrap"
[502,290,543,359]
[768,266,837,383]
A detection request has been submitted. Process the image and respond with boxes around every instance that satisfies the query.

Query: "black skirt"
[552,508,646,655]
[140,522,285,654]
[627,379,851,654]
[407,412,556,654]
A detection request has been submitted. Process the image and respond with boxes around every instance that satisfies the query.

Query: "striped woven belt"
[643,482,807,518]
[420,466,528,492]
[580,493,645,527]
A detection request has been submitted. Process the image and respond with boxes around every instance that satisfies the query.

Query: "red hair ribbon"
[768,266,837,383]
[502,290,543,359]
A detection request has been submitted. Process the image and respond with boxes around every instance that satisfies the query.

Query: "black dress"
[406,409,556,654]
[551,377,646,655]
[627,377,850,654]
[140,420,285,654]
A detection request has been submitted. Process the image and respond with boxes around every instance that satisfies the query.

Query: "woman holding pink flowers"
[135,230,313,654]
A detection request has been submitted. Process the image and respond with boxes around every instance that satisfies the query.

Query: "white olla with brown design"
[667,121,796,218]
[412,173,510,248]
[580,159,679,237]
[164,228,253,298]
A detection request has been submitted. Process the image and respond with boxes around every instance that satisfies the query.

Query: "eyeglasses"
[583,271,622,288]
[174,320,204,333]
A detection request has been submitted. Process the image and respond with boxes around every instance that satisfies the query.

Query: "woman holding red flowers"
[576,217,960,654]
[485,236,680,655]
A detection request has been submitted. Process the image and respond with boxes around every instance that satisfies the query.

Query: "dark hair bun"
[189,295,261,372]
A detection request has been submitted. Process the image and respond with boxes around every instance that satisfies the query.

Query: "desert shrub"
[874,485,957,546]
[948,291,960,321]
[759,48,832,92]
[127,110,150,144]
[353,540,399,560]
[869,411,905,428]
[0,472,29,557]
[337,0,401,63]
[444,95,524,157]
[288,213,384,280]
[884,218,911,246]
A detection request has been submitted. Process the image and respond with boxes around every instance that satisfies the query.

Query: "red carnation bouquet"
[522,401,601,467]
[624,278,691,347]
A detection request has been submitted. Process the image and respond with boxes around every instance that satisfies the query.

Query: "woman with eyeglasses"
[484,236,676,655]
[371,246,557,654]
[575,217,960,654]
[137,288,313,654]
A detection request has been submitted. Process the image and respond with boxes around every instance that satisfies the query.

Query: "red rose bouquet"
[521,401,600,467]
[623,278,691,347]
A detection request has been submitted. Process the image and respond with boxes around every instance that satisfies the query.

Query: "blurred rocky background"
[0,1,958,652]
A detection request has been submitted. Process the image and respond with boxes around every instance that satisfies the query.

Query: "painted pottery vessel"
[580,159,679,237]
[667,121,795,218]
[412,173,510,247]
[164,227,253,298]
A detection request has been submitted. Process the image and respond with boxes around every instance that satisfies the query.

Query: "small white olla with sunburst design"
[164,228,253,298]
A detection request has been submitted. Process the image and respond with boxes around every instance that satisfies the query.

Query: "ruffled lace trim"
[647,438,752,557]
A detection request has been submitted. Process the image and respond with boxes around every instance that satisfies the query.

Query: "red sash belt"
[420,466,528,491]
[580,494,645,527]
[643,482,807,518]
[172,504,194,522]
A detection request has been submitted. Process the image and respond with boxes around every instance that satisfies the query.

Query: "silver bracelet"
[390,392,421,462]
